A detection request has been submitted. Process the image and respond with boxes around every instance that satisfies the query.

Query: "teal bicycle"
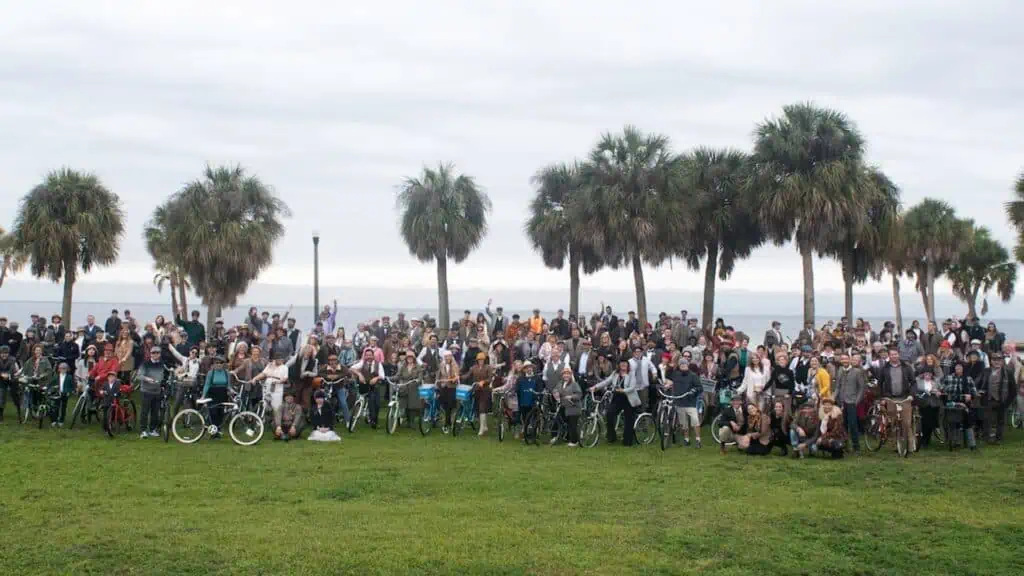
[418,383,449,436]
[452,383,479,437]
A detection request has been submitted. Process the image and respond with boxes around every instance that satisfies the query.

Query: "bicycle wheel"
[172,408,206,444]
[710,414,725,445]
[615,412,624,437]
[581,416,601,448]
[386,405,399,435]
[524,412,539,445]
[69,394,87,429]
[228,411,265,446]
[912,410,922,453]
[124,400,137,432]
[696,398,705,426]
[348,398,364,433]
[933,409,945,445]
[634,413,655,445]
[419,408,433,436]
[1012,409,1022,429]
[498,417,507,442]
[660,410,673,451]
[897,426,909,458]
[106,405,121,438]
[863,409,884,452]
[36,403,46,429]
[161,403,171,443]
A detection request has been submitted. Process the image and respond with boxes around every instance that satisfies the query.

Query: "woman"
[735,403,771,455]
[555,366,583,447]
[201,356,231,435]
[115,327,135,384]
[76,344,98,392]
[739,357,769,408]
[807,357,831,405]
[615,339,631,364]
[816,397,847,458]
[489,340,509,378]
[307,390,341,442]
[153,315,168,340]
[941,361,977,450]
[916,370,942,449]
[437,350,461,430]
[474,312,490,345]
[23,343,54,412]
[768,400,790,455]
[229,347,249,373]
[396,351,421,426]
[984,322,1005,355]
[916,353,944,380]
[467,352,494,435]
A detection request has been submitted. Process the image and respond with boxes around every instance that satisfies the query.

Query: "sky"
[1,0,1022,314]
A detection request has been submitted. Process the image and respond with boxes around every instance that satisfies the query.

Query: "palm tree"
[947,226,1016,319]
[144,203,190,317]
[678,148,763,331]
[162,165,290,330]
[397,162,491,331]
[902,198,970,322]
[11,169,124,327]
[1006,171,1024,263]
[752,103,869,326]
[581,126,688,324]
[882,214,910,334]
[0,224,26,289]
[525,161,603,318]
[823,167,902,321]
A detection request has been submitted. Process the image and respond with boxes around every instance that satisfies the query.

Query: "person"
[915,370,942,449]
[807,357,831,407]
[436,350,461,431]
[201,356,231,437]
[592,360,640,446]
[51,361,75,426]
[104,309,122,340]
[628,346,659,415]
[816,397,847,458]
[23,343,53,412]
[555,366,582,447]
[763,321,783,352]
[878,347,916,452]
[941,362,977,450]
[307,390,340,442]
[466,352,493,436]
[833,353,865,454]
[253,352,296,413]
[666,355,703,447]
[790,398,820,458]
[319,353,351,427]
[736,402,771,455]
[768,351,795,422]
[115,327,135,385]
[291,344,319,412]
[88,342,120,390]
[275,389,304,440]
[136,347,168,438]
[396,351,421,427]
[0,345,21,423]
[768,400,789,455]
[175,309,206,346]
[515,362,543,429]
[737,354,768,409]
[980,354,1015,443]
[350,347,385,428]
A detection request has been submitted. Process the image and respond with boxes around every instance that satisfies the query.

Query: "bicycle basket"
[718,388,733,406]
[418,383,437,400]
[455,384,473,402]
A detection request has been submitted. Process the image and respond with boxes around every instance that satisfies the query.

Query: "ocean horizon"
[3,300,1023,343]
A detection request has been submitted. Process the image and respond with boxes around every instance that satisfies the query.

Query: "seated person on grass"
[275,389,304,441]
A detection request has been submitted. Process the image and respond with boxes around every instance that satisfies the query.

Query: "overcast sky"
[1,0,1022,309]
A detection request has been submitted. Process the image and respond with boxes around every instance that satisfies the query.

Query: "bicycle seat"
[197,398,213,405]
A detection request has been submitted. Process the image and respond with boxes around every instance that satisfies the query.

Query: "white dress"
[308,428,341,442]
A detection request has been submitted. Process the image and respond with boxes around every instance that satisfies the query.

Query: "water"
[3,301,1023,342]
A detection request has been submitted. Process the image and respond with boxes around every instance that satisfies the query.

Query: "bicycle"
[656,387,698,451]
[492,389,520,442]
[158,374,177,442]
[385,377,416,435]
[103,382,138,438]
[20,380,59,429]
[452,383,479,437]
[521,389,543,446]
[943,401,971,451]
[347,389,371,433]
[579,388,611,448]
[535,389,565,444]
[18,373,44,425]
[320,375,349,426]
[171,388,248,445]
[224,379,266,447]
[67,376,96,429]
[912,391,945,452]
[864,396,913,457]
[418,382,449,436]
[710,384,740,446]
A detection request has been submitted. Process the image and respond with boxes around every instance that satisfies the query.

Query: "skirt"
[308,429,341,442]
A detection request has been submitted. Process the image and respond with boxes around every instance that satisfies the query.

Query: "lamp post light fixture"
[313,230,320,325]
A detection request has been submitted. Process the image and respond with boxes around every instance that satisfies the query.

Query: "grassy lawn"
[1,402,1023,575]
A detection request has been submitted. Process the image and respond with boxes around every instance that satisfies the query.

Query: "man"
[0,345,21,423]
[285,317,300,352]
[897,329,924,364]
[550,309,570,340]
[629,346,659,415]
[965,316,986,345]
[564,327,585,365]
[764,321,783,352]
[717,393,746,454]
[376,316,393,342]
[980,354,1015,443]
[592,360,640,446]
[417,334,441,383]
[83,315,100,345]
[528,309,544,336]
[574,339,594,386]
[542,342,570,392]
[317,332,340,366]
[136,346,168,438]
[48,314,67,344]
[461,337,484,374]
[320,300,338,334]
[790,400,820,458]
[350,347,385,428]
[51,361,75,426]
[394,312,410,335]
[485,299,508,339]
[274,389,304,440]
[517,331,541,361]
[6,322,23,360]
[56,330,80,365]
[623,311,640,338]
[797,321,815,347]
[320,353,351,426]
[666,355,703,447]
[768,351,795,421]
[789,345,813,389]
[877,348,916,452]
[833,352,866,454]
[175,309,206,346]
[968,339,989,368]
[104,309,122,340]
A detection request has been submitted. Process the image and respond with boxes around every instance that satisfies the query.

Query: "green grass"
[1,402,1023,575]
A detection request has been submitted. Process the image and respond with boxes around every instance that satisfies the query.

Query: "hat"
[801,345,812,353]
[475,352,487,361]
[821,396,835,405]
[940,341,951,349]
[970,339,982,345]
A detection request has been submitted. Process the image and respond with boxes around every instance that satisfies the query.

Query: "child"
[308,390,340,442]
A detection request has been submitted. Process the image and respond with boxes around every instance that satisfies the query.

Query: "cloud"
[0,0,1021,302]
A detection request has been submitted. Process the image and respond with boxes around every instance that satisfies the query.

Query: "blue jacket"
[203,368,230,397]
[516,375,543,408]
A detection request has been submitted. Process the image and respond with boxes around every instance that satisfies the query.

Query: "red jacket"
[89,356,120,382]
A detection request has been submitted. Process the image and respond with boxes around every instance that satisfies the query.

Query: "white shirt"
[350,360,385,378]
[628,356,657,390]
[577,351,590,376]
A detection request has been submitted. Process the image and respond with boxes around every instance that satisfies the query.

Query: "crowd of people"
[0,300,1022,457]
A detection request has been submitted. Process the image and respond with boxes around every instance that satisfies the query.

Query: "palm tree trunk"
[891,272,903,335]
[61,262,75,331]
[926,260,936,323]
[632,253,648,325]
[701,243,718,333]
[436,252,450,333]
[842,251,854,322]
[967,284,980,320]
[568,248,580,319]
[0,256,9,288]
[178,276,188,318]
[169,273,180,319]
[205,299,220,335]
[800,246,815,326]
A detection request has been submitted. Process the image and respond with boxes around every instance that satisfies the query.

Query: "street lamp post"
[312,231,320,326]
